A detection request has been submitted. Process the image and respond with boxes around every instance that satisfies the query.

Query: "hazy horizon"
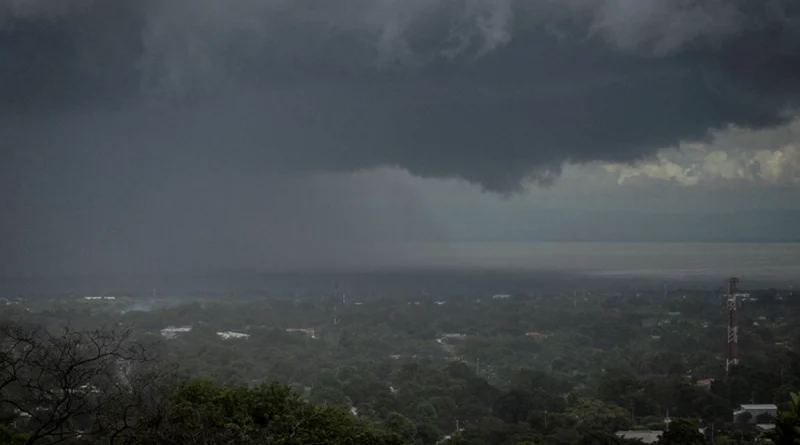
[2,242,797,295]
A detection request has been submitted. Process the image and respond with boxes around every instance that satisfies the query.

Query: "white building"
[734,404,778,423]
[286,328,317,339]
[616,431,662,444]
[160,326,192,339]
[217,331,250,340]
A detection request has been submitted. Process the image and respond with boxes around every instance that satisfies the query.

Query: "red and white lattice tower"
[725,277,745,374]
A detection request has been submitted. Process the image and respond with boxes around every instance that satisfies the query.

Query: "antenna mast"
[725,277,745,375]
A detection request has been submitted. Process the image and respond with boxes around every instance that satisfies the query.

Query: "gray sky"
[1,0,800,277]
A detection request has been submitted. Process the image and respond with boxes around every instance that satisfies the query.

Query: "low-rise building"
[696,378,714,390]
[441,333,467,340]
[734,404,778,423]
[286,328,317,339]
[217,331,250,340]
[160,325,192,339]
[616,431,662,444]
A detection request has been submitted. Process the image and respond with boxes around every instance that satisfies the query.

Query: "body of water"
[385,242,800,280]
[2,243,798,295]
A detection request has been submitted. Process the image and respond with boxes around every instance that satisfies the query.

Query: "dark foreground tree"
[771,392,800,445]
[1,322,400,445]
[0,322,167,444]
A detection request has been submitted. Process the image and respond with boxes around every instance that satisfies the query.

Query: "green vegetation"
[125,380,401,445]
[2,285,800,444]
[771,393,800,445]
[0,426,28,445]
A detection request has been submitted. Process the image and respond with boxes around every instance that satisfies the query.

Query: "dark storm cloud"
[2,0,800,190]
[3,0,800,277]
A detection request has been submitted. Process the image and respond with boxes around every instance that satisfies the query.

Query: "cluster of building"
[160,325,192,339]
[615,404,778,443]
[159,325,319,341]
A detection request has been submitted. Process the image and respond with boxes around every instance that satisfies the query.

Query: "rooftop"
[616,431,662,444]
[217,331,250,340]
[741,404,778,410]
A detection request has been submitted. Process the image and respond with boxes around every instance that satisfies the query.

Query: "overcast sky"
[2,0,800,277]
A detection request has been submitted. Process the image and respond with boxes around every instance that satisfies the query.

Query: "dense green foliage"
[771,393,800,445]
[2,284,800,444]
[124,380,400,445]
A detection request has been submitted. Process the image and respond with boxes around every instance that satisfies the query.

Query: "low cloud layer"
[2,0,800,190]
[605,118,800,186]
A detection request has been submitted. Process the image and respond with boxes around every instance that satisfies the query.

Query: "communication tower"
[725,277,748,374]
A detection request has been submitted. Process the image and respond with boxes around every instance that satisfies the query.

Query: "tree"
[415,422,442,445]
[712,435,736,445]
[128,380,401,445]
[415,402,438,422]
[0,322,162,445]
[736,411,753,425]
[757,412,777,424]
[579,428,627,445]
[309,386,352,408]
[493,390,534,423]
[771,392,800,445]
[384,412,416,444]
[658,419,705,445]
[567,397,631,432]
